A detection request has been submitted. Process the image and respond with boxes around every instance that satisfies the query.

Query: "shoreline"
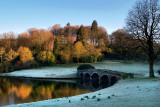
[3,76,160,107]
[0,75,80,80]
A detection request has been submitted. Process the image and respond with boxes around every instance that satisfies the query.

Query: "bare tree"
[126,0,160,77]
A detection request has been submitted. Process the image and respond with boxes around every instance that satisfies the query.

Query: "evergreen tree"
[53,38,60,56]
[66,22,70,27]
[65,22,71,37]
[76,25,87,44]
[90,20,98,45]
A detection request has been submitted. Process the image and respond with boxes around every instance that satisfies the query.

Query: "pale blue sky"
[0,0,137,34]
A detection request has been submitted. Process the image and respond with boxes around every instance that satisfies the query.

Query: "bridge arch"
[84,73,90,80]
[91,73,99,80]
[80,73,83,78]
[100,75,109,88]
[110,76,118,85]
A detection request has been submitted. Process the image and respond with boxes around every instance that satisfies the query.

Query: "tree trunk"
[148,35,155,77]
[149,59,155,77]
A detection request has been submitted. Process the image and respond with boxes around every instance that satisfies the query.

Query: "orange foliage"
[10,84,32,99]
[18,33,31,48]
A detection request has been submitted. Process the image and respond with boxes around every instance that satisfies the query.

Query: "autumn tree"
[60,44,72,64]
[126,0,160,77]
[17,33,31,48]
[28,29,53,54]
[37,51,56,65]
[97,27,110,50]
[0,32,17,52]
[111,29,138,60]
[18,47,34,65]
[0,47,5,63]
[5,49,18,62]
[85,44,103,62]
[50,24,63,36]
[72,41,87,63]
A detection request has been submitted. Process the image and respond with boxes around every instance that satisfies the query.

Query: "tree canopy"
[126,0,160,77]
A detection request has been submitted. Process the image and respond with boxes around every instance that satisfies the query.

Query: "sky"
[0,0,137,35]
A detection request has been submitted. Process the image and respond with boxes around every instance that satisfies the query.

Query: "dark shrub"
[77,64,95,70]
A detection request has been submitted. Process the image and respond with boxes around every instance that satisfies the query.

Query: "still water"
[0,77,111,106]
[0,77,91,106]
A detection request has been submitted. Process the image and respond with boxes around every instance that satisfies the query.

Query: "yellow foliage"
[60,45,72,63]
[106,47,113,53]
[37,51,55,64]
[18,47,34,64]
[72,41,87,59]
[5,49,18,62]
[0,47,5,54]
[35,84,55,99]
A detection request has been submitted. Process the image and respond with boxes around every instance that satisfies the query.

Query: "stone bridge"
[77,69,126,90]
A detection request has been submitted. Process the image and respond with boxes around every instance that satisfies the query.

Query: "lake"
[0,77,113,106]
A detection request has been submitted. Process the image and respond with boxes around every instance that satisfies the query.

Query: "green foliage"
[90,20,98,45]
[122,73,134,79]
[77,64,95,70]
[37,51,56,65]
[106,48,113,54]
[76,25,87,44]
[66,22,70,27]
[107,96,111,99]
[122,74,128,79]
[79,55,95,63]
[53,38,61,56]
[91,20,98,33]
[32,42,42,55]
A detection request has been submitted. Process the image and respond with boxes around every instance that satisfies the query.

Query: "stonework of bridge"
[77,69,125,91]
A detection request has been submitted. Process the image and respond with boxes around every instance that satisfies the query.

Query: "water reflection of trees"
[53,83,90,98]
[0,78,90,106]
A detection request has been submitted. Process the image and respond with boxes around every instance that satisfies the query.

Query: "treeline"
[0,20,147,73]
